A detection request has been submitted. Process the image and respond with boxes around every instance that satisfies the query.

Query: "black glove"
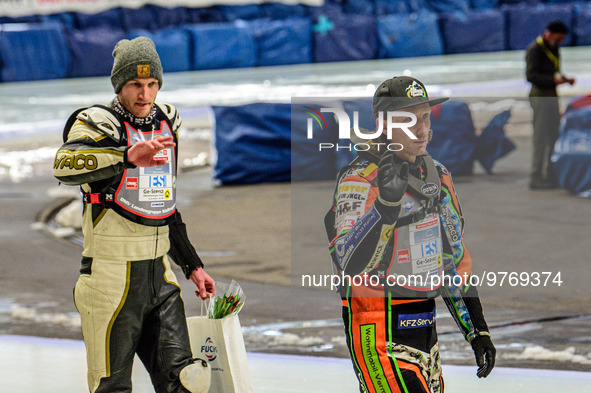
[470,334,496,378]
[377,151,409,205]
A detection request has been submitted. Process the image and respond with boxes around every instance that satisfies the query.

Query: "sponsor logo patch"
[397,249,410,263]
[398,311,435,329]
[126,177,138,189]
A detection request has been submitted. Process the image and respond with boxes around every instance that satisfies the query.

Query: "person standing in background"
[525,20,575,190]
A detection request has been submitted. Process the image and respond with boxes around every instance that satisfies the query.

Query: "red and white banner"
[0,0,322,18]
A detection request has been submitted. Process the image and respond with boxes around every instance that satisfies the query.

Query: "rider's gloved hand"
[375,151,408,223]
[470,334,496,378]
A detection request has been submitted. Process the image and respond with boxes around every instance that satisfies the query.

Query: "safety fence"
[1,1,591,82]
[212,100,514,184]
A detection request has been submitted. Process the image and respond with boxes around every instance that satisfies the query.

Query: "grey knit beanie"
[111,37,163,93]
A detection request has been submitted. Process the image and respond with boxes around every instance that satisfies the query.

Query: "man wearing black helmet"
[325,76,496,393]
[526,20,575,190]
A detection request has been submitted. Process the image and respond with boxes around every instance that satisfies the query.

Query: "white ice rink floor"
[2,334,590,392]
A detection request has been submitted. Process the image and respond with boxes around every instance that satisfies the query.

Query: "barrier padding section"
[40,13,76,29]
[440,10,505,54]
[505,4,574,50]
[344,0,376,16]
[426,0,470,13]
[375,0,425,15]
[552,107,591,196]
[120,6,159,32]
[186,7,227,24]
[474,109,515,173]
[66,27,125,78]
[261,3,308,20]
[566,94,591,113]
[186,22,256,70]
[429,101,477,175]
[145,5,188,29]
[291,103,341,181]
[0,15,40,24]
[0,22,70,82]
[220,4,262,20]
[341,99,373,170]
[313,13,377,63]
[128,28,191,73]
[74,8,123,30]
[573,3,591,46]
[213,103,291,184]
[249,18,312,67]
[377,11,444,58]
[470,0,499,10]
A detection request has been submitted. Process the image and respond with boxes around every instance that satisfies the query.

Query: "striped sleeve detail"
[53,123,128,186]
[439,166,473,279]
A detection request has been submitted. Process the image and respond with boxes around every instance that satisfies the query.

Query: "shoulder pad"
[76,107,122,142]
[157,103,182,131]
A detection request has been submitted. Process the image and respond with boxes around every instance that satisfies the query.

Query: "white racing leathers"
[54,102,208,393]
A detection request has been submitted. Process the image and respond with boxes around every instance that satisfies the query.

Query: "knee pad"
[179,358,211,393]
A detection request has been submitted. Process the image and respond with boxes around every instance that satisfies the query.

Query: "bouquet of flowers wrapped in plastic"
[207,280,245,319]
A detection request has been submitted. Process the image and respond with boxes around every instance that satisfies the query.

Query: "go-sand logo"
[200,337,218,362]
[305,106,418,152]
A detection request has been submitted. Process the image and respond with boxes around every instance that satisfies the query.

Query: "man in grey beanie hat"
[54,36,214,393]
[111,36,163,94]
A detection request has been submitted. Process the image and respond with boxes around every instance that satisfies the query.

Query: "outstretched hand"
[127,136,175,167]
[377,151,408,206]
[190,267,216,300]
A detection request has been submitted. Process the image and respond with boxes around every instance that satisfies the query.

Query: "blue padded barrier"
[66,27,125,78]
[128,28,191,73]
[261,3,309,19]
[426,0,470,13]
[120,6,158,31]
[375,0,410,15]
[220,4,262,20]
[470,0,499,10]
[428,100,477,176]
[185,7,227,24]
[342,99,375,133]
[0,15,40,24]
[344,0,376,16]
[0,22,70,82]
[340,99,373,171]
[505,4,574,50]
[145,5,188,29]
[309,2,345,19]
[377,11,444,58]
[40,13,76,29]
[474,109,515,174]
[75,8,123,30]
[552,107,591,196]
[212,103,291,184]
[249,18,312,67]
[313,12,377,63]
[291,103,341,181]
[440,10,505,54]
[499,0,539,5]
[185,21,256,70]
[573,3,591,46]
